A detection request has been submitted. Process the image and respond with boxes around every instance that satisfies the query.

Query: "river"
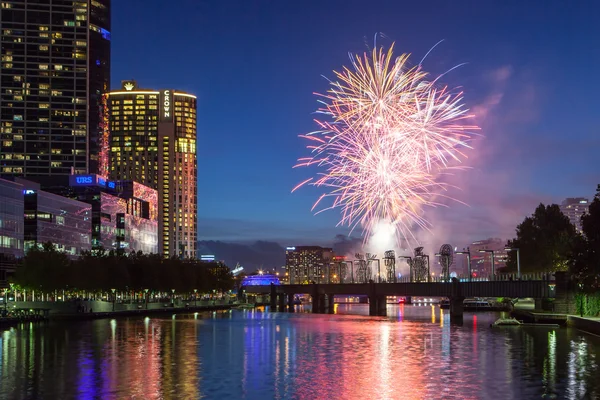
[1,304,599,399]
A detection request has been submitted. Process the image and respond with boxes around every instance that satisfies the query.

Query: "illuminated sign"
[108,181,116,189]
[76,176,93,184]
[160,89,173,123]
[286,247,296,251]
[124,82,135,91]
[23,189,35,195]
[200,254,215,261]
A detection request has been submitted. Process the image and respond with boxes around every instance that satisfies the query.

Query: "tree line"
[505,185,600,315]
[11,244,234,294]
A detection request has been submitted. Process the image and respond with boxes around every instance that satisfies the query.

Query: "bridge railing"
[283,272,553,285]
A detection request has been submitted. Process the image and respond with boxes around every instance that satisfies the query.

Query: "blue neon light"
[107,182,116,189]
[23,189,35,195]
[100,28,111,41]
[241,275,280,286]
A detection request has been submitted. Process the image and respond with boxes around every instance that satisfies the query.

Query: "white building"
[560,198,589,233]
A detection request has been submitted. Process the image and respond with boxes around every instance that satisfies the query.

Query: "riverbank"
[1,303,237,329]
[567,316,600,336]
[512,309,600,335]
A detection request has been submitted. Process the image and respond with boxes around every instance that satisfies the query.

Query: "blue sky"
[111,0,600,246]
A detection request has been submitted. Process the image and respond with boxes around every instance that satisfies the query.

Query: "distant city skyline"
[110,1,598,246]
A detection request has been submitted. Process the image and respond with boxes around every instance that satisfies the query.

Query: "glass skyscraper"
[0,0,111,181]
[107,81,197,259]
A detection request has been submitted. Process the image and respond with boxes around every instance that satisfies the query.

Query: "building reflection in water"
[0,306,600,399]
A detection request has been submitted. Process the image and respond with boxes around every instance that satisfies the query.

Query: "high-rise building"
[468,238,507,277]
[0,0,111,181]
[107,81,197,259]
[560,197,589,233]
[285,246,334,284]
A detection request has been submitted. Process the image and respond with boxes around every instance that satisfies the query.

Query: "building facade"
[54,173,158,254]
[468,238,507,278]
[21,181,92,257]
[0,178,24,287]
[285,246,334,284]
[0,0,111,180]
[107,81,197,259]
[560,198,589,233]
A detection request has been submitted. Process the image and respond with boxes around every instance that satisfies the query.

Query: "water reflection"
[0,306,599,399]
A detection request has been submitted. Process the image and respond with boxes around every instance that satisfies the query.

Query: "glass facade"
[0,178,24,258]
[0,0,111,179]
[108,81,197,258]
[24,189,91,257]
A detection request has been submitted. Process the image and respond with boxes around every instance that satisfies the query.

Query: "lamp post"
[375,259,381,283]
[111,288,116,312]
[479,250,495,280]
[398,256,412,282]
[456,250,472,281]
[144,288,149,309]
[171,289,175,308]
[194,289,198,307]
[504,247,520,279]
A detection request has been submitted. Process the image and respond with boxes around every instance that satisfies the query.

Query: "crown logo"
[124,82,135,91]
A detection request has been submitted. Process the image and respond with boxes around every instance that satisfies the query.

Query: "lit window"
[39,45,49,51]
[39,64,49,70]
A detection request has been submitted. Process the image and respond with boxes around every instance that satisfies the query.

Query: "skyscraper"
[560,197,589,233]
[107,81,197,259]
[0,0,110,181]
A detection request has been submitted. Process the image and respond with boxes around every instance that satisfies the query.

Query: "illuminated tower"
[107,81,197,258]
[0,0,111,181]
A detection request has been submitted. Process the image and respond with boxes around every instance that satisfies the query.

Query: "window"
[39,64,49,70]
[39,45,49,51]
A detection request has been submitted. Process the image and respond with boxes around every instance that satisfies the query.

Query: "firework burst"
[293,42,479,244]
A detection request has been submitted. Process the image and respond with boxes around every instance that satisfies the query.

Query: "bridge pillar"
[311,285,325,313]
[287,293,295,313]
[534,298,543,311]
[368,295,387,316]
[269,283,277,311]
[449,296,465,322]
[278,293,285,312]
[326,294,335,314]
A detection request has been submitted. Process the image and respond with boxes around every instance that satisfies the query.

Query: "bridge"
[243,276,563,320]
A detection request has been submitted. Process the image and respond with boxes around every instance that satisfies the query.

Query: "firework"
[294,43,479,244]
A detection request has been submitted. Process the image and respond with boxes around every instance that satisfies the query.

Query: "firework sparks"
[294,42,479,244]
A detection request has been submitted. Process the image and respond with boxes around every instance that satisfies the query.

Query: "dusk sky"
[112,0,600,247]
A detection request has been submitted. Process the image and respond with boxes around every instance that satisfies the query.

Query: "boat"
[491,318,522,327]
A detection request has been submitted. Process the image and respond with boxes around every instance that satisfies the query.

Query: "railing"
[282,272,553,285]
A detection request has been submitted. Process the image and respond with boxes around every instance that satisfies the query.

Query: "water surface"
[1,305,599,399]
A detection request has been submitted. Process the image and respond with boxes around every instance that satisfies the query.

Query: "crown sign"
[124,82,135,91]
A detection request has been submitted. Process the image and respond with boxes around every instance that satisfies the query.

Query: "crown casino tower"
[107,81,197,259]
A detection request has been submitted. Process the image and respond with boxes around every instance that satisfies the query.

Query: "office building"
[560,197,589,233]
[0,177,24,286]
[107,80,197,258]
[20,180,92,257]
[0,0,111,181]
[285,246,334,284]
[61,174,158,254]
[469,238,507,277]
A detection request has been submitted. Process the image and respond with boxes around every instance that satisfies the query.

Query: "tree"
[14,242,72,292]
[506,203,578,274]
[571,185,600,291]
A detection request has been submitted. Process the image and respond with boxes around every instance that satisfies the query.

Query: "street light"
[398,256,412,282]
[171,289,175,308]
[456,250,472,281]
[479,250,496,279]
[111,288,116,312]
[144,288,149,309]
[194,289,198,307]
[504,247,521,279]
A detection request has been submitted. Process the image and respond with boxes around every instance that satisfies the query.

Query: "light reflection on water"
[0,305,599,399]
